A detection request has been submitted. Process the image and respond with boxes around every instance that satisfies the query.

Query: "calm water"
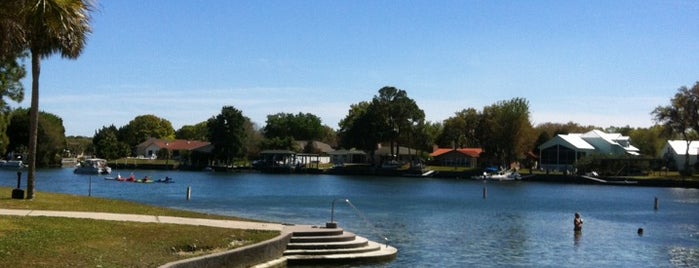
[2,168,698,267]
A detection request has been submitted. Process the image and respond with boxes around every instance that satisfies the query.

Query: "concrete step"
[284,242,381,256]
[285,240,398,265]
[289,231,356,243]
[286,226,344,237]
[286,236,369,250]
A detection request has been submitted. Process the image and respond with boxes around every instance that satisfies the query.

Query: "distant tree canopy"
[339,86,425,158]
[338,101,376,152]
[628,125,665,157]
[7,108,65,166]
[263,112,325,141]
[175,121,208,141]
[118,114,175,148]
[479,97,534,166]
[65,135,92,157]
[93,125,130,160]
[207,106,248,164]
[437,108,481,148]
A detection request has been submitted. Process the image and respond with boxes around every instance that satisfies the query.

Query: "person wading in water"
[574,212,583,232]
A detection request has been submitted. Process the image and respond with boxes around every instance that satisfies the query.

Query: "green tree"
[118,115,175,149]
[479,98,534,167]
[7,108,66,167]
[0,53,26,112]
[259,136,298,151]
[437,108,481,148]
[628,125,665,157]
[0,1,26,57]
[605,125,633,136]
[243,120,263,160]
[176,121,208,141]
[338,87,425,162]
[93,125,130,160]
[371,86,425,157]
[263,112,325,141]
[338,101,381,154]
[320,125,338,148]
[207,106,248,165]
[0,52,26,160]
[652,82,699,173]
[65,135,92,157]
[421,121,443,151]
[1,0,94,199]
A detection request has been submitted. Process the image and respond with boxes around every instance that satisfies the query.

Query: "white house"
[659,140,699,170]
[538,130,640,171]
[329,149,367,165]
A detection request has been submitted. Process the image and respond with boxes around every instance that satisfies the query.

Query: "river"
[2,168,698,267]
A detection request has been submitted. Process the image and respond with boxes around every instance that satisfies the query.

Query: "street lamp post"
[327,198,348,228]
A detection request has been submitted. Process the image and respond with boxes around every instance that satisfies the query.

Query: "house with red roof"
[136,138,211,160]
[429,147,482,168]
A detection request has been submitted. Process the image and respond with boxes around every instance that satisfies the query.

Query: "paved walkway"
[0,209,285,231]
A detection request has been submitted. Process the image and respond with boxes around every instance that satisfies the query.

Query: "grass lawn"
[0,188,279,267]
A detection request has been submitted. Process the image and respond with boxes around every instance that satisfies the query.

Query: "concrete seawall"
[159,231,292,268]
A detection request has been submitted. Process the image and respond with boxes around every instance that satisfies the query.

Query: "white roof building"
[538,130,640,171]
[660,140,699,170]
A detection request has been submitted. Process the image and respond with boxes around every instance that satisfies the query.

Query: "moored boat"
[75,158,112,175]
[0,160,26,170]
[472,167,522,181]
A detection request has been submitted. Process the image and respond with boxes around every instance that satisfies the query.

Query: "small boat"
[135,177,153,183]
[106,173,154,183]
[486,171,521,181]
[0,160,26,170]
[75,158,112,175]
[472,168,521,181]
[155,177,175,183]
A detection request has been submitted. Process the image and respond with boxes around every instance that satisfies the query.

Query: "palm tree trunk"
[26,51,40,200]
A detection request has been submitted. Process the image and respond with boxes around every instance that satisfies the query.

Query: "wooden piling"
[654,197,658,210]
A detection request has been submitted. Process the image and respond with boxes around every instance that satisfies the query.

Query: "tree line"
[2,83,695,172]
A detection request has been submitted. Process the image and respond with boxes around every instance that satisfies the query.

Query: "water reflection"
[574,231,582,247]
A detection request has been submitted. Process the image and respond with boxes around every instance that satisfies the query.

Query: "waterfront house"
[429,147,482,168]
[659,140,699,171]
[295,140,334,164]
[136,138,211,160]
[329,149,367,165]
[374,144,422,166]
[538,130,640,172]
[256,150,298,173]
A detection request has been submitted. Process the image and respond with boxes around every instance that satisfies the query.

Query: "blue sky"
[15,0,699,136]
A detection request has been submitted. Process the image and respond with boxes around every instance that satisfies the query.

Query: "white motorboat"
[472,168,522,181]
[74,158,112,175]
[0,160,25,169]
[486,171,521,181]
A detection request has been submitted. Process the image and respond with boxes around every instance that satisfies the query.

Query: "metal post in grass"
[12,171,25,199]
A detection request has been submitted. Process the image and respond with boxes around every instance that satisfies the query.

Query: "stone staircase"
[282,225,397,266]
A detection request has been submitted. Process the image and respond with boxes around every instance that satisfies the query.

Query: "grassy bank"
[0,188,279,267]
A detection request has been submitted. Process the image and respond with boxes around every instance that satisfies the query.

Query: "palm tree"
[10,0,94,199]
[0,2,26,58]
